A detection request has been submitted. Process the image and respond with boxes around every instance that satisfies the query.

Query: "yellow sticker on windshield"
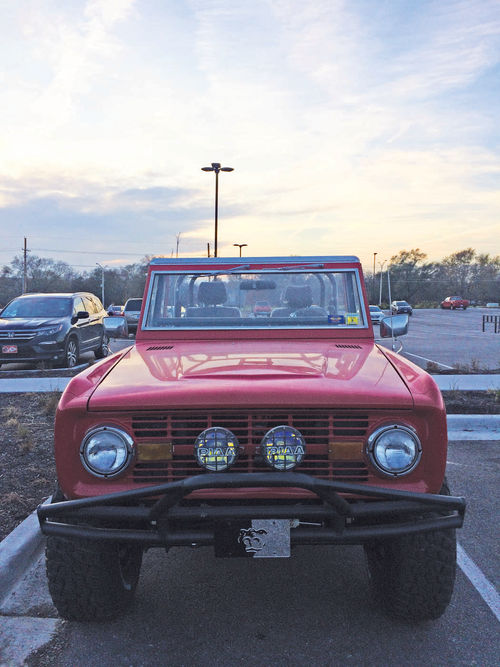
[346,315,359,325]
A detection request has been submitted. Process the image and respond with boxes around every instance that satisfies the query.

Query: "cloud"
[0,0,499,269]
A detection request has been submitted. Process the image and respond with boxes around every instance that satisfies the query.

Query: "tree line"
[0,248,498,309]
[367,248,500,306]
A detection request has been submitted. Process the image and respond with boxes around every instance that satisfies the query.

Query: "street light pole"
[96,263,105,306]
[233,243,247,257]
[201,162,234,257]
[373,252,378,303]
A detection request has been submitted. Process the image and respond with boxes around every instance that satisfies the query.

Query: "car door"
[82,296,102,350]
[89,295,106,350]
[72,296,92,351]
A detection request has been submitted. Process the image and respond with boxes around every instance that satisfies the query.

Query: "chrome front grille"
[0,330,37,341]
[129,410,371,484]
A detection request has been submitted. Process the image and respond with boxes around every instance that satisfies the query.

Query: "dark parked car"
[391,300,413,315]
[0,292,109,368]
[107,304,124,316]
[123,298,143,334]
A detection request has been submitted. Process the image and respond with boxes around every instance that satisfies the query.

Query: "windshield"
[144,268,367,330]
[1,296,72,318]
[125,299,142,311]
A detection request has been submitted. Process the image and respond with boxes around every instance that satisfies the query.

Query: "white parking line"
[457,543,500,622]
[401,351,454,369]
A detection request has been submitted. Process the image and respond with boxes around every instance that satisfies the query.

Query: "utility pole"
[22,237,29,294]
[176,232,181,258]
[96,263,105,306]
[378,260,387,305]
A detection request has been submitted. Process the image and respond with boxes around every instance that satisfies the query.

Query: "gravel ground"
[0,393,59,541]
[0,390,498,541]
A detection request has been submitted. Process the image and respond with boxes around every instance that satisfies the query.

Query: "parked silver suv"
[123,298,143,335]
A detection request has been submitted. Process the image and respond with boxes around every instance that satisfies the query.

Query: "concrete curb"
[0,499,50,605]
[0,377,72,392]
[447,414,500,441]
[432,374,500,390]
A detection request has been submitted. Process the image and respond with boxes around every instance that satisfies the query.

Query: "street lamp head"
[201,167,214,172]
[221,167,234,172]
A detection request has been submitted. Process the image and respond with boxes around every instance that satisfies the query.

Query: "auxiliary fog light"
[194,427,239,472]
[261,426,306,471]
[368,424,421,476]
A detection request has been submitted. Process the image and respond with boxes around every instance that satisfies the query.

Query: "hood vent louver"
[335,344,362,349]
[146,345,174,351]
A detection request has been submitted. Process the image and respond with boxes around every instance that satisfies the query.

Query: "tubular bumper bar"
[37,472,466,547]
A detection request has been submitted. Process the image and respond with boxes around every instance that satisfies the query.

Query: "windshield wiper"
[278,263,324,271]
[194,264,251,277]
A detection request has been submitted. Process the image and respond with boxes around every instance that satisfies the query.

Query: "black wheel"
[46,537,143,621]
[364,482,456,621]
[95,333,110,359]
[63,336,79,368]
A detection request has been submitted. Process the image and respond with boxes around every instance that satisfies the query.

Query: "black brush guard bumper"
[37,472,466,548]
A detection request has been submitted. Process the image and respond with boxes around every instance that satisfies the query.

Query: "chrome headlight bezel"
[80,425,134,478]
[367,424,422,477]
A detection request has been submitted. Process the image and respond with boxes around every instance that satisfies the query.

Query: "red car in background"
[253,300,272,317]
[440,296,469,310]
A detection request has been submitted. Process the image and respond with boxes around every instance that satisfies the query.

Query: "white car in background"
[369,305,384,324]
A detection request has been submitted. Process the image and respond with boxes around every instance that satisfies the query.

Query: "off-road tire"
[46,537,143,621]
[63,336,79,368]
[364,482,456,621]
[94,333,110,359]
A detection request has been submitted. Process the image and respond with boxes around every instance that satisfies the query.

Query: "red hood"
[87,340,413,411]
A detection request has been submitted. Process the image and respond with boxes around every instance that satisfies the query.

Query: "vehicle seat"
[271,285,326,317]
[185,281,240,318]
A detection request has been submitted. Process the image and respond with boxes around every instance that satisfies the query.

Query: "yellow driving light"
[261,426,306,471]
[194,427,239,472]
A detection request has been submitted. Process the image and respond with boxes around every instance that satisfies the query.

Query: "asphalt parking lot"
[376,307,500,371]
[1,310,498,664]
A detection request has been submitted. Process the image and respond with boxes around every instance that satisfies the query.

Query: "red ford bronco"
[38,256,465,622]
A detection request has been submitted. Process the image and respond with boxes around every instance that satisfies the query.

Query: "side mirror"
[76,310,89,320]
[380,314,409,338]
[103,316,129,338]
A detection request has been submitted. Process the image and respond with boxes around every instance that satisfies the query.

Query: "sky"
[0,0,499,273]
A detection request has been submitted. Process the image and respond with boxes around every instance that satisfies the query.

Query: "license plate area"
[214,519,290,558]
[2,345,18,354]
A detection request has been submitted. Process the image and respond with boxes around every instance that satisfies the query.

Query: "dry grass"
[6,416,20,429]
[37,391,61,415]
[3,405,21,419]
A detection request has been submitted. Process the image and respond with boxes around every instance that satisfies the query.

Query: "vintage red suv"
[38,256,465,622]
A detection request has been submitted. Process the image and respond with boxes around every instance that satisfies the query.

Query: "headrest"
[284,285,313,309]
[198,281,227,305]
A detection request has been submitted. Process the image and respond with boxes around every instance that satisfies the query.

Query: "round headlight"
[80,426,134,477]
[194,427,238,472]
[261,425,306,471]
[368,424,421,476]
